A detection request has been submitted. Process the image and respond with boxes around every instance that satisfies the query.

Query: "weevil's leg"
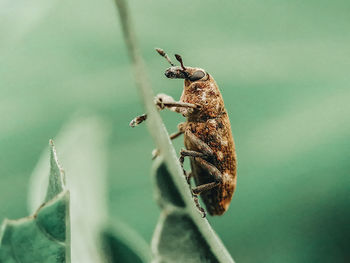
[151,131,182,160]
[179,149,222,194]
[151,149,160,160]
[129,93,197,127]
[191,157,223,195]
[186,171,192,184]
[129,114,147,127]
[179,149,206,182]
[178,148,209,217]
[177,130,220,217]
[169,130,183,140]
[180,149,206,159]
[192,182,218,195]
[170,122,186,140]
[181,129,222,194]
[152,122,186,159]
[155,93,200,116]
[177,157,206,218]
[179,130,214,185]
[184,130,214,157]
[193,195,206,218]
[179,149,206,170]
[187,160,221,218]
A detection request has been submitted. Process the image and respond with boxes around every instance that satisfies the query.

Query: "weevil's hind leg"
[191,157,223,195]
[193,195,206,218]
[179,130,224,217]
[179,148,215,218]
[183,149,223,195]
[187,156,223,218]
[185,171,192,185]
[178,129,215,179]
[179,149,205,182]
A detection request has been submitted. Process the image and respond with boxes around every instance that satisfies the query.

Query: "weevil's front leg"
[129,95,198,127]
[129,114,147,127]
[155,93,199,116]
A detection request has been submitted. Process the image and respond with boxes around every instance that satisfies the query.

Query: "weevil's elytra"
[181,70,237,216]
[130,48,237,216]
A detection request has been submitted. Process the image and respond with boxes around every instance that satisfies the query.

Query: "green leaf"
[114,1,235,261]
[28,115,150,263]
[28,116,109,263]
[101,222,151,263]
[151,156,234,263]
[0,141,70,263]
[45,140,66,202]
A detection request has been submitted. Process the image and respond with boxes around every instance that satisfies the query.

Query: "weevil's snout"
[165,67,188,79]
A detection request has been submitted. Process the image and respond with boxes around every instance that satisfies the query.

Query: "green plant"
[0,1,235,262]
[0,141,70,262]
[0,118,151,263]
[115,0,234,262]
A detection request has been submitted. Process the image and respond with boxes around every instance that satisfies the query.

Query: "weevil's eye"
[189,70,205,81]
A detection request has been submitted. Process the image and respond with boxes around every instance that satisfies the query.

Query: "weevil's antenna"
[155,48,175,66]
[175,54,186,70]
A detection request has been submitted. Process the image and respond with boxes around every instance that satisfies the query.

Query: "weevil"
[130,48,237,217]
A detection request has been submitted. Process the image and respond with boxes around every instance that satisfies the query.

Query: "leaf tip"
[49,139,65,176]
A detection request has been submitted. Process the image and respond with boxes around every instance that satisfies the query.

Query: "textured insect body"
[130,49,237,216]
[181,76,237,215]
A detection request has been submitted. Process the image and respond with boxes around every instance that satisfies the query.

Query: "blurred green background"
[1,0,349,262]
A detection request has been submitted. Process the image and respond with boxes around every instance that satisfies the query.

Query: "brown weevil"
[130,48,237,217]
